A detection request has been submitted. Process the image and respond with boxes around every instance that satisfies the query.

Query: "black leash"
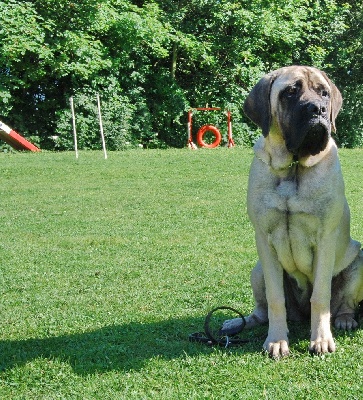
[189,306,262,348]
[190,293,363,348]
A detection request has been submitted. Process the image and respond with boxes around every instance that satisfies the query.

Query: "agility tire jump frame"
[187,107,235,149]
[0,120,40,152]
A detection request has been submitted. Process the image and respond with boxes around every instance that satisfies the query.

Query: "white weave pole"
[96,93,108,159]
[70,96,79,159]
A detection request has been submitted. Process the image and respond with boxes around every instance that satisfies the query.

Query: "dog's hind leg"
[332,250,363,330]
[221,262,268,335]
[245,261,269,327]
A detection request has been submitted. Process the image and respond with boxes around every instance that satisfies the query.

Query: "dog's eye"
[285,86,298,96]
[321,90,329,97]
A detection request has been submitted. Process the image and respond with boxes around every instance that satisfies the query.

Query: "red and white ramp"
[0,120,40,152]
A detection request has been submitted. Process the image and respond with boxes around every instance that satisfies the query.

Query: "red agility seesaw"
[0,120,40,151]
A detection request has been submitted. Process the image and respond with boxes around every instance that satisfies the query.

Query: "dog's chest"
[276,177,297,198]
[267,174,320,279]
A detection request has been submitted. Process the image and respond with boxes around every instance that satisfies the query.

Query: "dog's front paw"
[334,314,358,330]
[309,335,336,354]
[263,337,289,359]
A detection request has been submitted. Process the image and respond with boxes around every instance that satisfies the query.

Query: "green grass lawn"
[0,147,363,399]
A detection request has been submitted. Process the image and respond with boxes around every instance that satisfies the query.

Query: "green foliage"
[55,78,135,150]
[325,1,363,147]
[0,0,51,115]
[0,0,362,149]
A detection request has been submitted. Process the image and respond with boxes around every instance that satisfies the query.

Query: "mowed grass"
[0,147,363,399]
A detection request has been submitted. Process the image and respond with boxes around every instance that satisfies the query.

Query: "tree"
[0,0,173,149]
[0,0,359,150]
[326,1,363,147]
[152,0,350,146]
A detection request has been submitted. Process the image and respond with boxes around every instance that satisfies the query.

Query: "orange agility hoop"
[196,124,222,148]
[187,107,234,149]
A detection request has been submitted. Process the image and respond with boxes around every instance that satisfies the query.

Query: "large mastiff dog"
[223,66,363,358]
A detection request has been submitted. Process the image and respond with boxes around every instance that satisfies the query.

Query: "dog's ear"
[321,71,343,132]
[243,72,277,137]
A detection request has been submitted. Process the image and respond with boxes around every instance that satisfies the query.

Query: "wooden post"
[96,93,108,159]
[70,96,78,159]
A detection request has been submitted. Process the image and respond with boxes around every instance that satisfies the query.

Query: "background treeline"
[1,0,363,150]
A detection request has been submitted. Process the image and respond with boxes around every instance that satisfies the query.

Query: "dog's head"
[244,66,342,158]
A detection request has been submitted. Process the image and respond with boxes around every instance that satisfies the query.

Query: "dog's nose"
[308,102,327,117]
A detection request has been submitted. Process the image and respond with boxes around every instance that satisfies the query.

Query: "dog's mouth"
[287,121,330,158]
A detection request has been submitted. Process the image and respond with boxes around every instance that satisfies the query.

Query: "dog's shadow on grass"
[0,316,266,375]
[1,318,360,375]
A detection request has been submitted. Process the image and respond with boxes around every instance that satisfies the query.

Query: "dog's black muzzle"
[285,100,331,158]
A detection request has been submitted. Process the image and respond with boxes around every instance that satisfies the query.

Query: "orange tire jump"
[196,124,222,148]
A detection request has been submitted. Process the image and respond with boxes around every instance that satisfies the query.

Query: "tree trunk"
[171,42,178,79]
